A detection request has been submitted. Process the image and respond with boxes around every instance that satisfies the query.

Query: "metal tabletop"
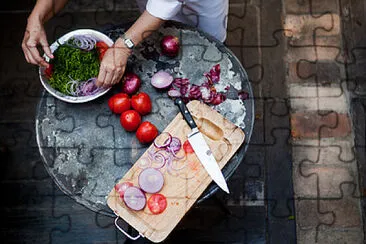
[36,22,254,217]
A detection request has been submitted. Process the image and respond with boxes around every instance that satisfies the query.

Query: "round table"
[36,22,254,217]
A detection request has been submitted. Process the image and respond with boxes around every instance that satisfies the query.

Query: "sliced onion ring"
[166,137,181,154]
[138,157,151,169]
[151,151,166,169]
[153,132,172,149]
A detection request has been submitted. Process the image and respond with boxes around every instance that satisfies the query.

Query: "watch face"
[125,39,134,48]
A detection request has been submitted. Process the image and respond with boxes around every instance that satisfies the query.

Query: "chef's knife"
[175,98,229,193]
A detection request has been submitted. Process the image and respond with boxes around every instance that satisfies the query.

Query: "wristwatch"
[120,34,135,49]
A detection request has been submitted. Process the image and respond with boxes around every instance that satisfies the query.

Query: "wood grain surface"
[107,100,245,243]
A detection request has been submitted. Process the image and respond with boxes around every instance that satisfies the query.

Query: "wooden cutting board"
[107,100,245,243]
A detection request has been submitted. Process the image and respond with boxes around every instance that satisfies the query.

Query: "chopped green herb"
[48,44,100,94]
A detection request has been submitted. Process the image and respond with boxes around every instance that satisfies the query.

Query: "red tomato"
[147,193,167,214]
[183,140,194,154]
[120,110,141,132]
[136,121,158,144]
[108,93,130,114]
[114,182,133,199]
[96,41,109,61]
[131,92,152,115]
[44,63,53,78]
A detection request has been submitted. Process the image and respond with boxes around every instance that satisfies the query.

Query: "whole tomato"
[136,121,158,144]
[120,110,141,132]
[131,92,152,115]
[44,63,54,79]
[96,41,109,61]
[108,93,130,114]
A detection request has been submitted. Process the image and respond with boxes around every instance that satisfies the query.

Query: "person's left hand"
[96,43,132,87]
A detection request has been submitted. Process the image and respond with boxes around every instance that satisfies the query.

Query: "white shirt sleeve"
[146,0,182,20]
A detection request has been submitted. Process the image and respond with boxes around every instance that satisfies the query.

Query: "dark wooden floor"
[0,0,308,243]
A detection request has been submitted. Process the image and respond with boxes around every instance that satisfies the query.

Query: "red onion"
[78,78,103,96]
[188,84,202,99]
[166,164,180,177]
[151,151,167,169]
[67,35,97,51]
[167,87,181,97]
[238,90,249,100]
[66,77,79,96]
[160,35,180,57]
[204,64,221,84]
[138,168,164,194]
[66,77,104,97]
[123,186,146,211]
[172,78,189,88]
[166,137,181,154]
[151,71,174,89]
[210,93,226,105]
[138,157,151,169]
[165,64,228,105]
[153,132,172,149]
[122,72,141,95]
[170,159,186,171]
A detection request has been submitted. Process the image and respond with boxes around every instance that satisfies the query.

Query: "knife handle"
[174,98,197,129]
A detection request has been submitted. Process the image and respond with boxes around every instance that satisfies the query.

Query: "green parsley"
[48,44,100,94]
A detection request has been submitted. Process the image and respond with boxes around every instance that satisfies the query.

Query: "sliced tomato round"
[147,193,167,214]
[114,182,133,199]
[183,140,194,154]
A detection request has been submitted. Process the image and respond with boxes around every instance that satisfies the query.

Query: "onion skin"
[122,72,141,95]
[167,64,227,105]
[160,35,180,57]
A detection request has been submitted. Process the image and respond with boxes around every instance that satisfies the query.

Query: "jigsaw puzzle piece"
[291,111,351,140]
[296,198,335,243]
[50,186,118,243]
[284,12,340,46]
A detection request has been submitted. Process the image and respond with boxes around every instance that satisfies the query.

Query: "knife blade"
[174,98,229,193]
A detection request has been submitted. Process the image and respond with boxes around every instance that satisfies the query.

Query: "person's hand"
[22,16,53,67]
[96,42,132,87]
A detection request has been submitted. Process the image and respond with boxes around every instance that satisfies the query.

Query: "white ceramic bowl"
[39,29,114,103]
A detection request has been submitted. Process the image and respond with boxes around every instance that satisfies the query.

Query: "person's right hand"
[22,16,54,67]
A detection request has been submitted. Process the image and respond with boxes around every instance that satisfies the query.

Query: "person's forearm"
[114,10,165,49]
[29,0,69,23]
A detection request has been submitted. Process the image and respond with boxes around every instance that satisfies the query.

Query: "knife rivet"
[185,110,188,114]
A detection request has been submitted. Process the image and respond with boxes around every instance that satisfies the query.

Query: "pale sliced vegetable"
[138,168,164,193]
[123,186,146,211]
[151,71,174,89]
